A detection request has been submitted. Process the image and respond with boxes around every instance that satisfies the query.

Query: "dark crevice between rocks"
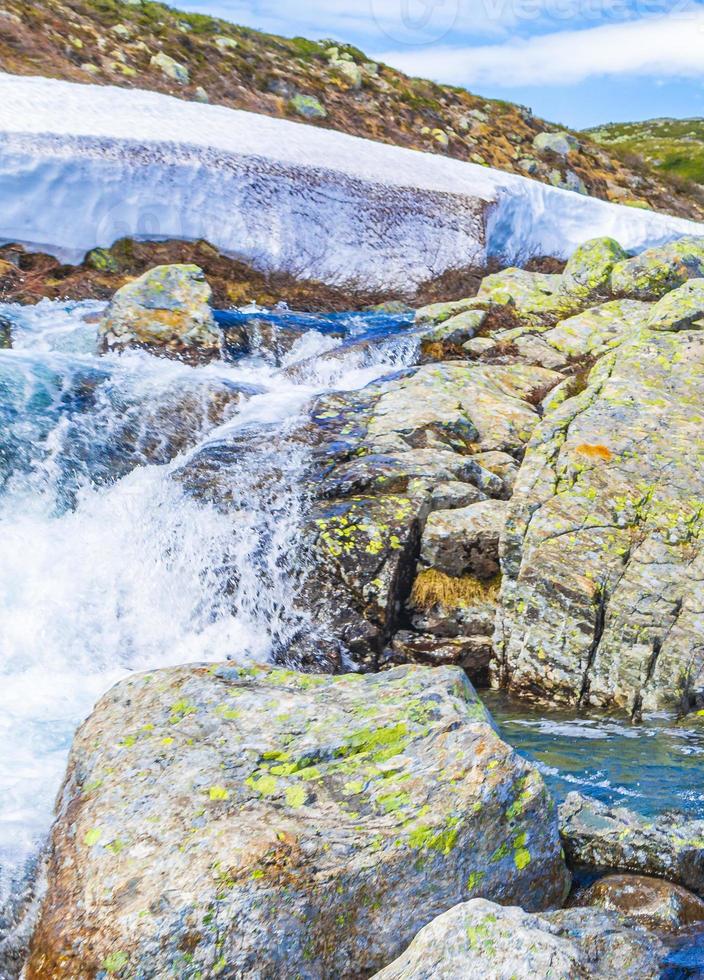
[578,585,608,710]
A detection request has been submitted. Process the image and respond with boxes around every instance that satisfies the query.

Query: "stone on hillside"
[331,58,363,89]
[647,278,704,331]
[559,237,628,304]
[290,93,327,119]
[582,874,704,932]
[560,793,704,897]
[421,500,508,580]
[150,51,189,84]
[26,664,569,979]
[99,264,221,362]
[214,35,238,51]
[611,235,704,301]
[533,131,580,157]
[495,324,704,713]
[372,899,663,980]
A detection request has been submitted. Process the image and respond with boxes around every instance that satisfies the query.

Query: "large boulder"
[99,264,221,362]
[647,277,704,332]
[581,874,704,932]
[533,130,580,157]
[558,236,628,305]
[26,664,569,978]
[560,793,704,897]
[372,898,663,979]
[420,500,508,579]
[495,324,704,714]
[611,236,704,301]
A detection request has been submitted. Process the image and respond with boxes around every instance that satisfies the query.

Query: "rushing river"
[0,299,416,907]
[1,299,703,976]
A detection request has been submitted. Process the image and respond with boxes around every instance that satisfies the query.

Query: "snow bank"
[0,73,701,288]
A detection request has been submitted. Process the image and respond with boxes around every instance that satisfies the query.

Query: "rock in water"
[581,874,704,932]
[495,324,704,714]
[26,665,569,978]
[98,264,221,362]
[560,792,704,897]
[372,898,664,979]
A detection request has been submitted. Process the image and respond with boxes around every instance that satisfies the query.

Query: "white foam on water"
[0,300,417,902]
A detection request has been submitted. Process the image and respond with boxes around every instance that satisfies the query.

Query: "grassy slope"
[588,118,704,187]
[1,0,703,221]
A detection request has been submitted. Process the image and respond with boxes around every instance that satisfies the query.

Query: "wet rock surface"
[560,793,704,897]
[99,264,221,362]
[372,898,664,979]
[580,873,704,932]
[25,664,568,979]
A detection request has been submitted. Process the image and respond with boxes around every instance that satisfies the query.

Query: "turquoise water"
[485,691,704,819]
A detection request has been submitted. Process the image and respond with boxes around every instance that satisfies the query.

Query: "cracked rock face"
[495,325,704,715]
[25,665,568,979]
[372,898,664,979]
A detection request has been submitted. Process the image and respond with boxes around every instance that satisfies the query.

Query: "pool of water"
[484,691,704,819]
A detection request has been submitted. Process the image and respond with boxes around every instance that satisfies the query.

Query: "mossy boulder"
[98,264,221,362]
[647,278,704,332]
[26,664,569,979]
[477,267,577,324]
[611,235,704,301]
[559,237,628,304]
[373,898,663,979]
[414,297,482,326]
[290,93,327,119]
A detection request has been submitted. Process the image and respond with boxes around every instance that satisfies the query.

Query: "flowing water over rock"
[0,300,417,922]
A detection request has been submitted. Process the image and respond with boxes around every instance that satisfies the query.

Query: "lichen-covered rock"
[150,50,189,84]
[647,278,704,332]
[290,93,327,119]
[533,131,580,157]
[419,309,486,362]
[560,793,704,897]
[421,500,508,580]
[477,267,572,323]
[581,874,704,932]
[495,325,704,714]
[559,237,628,304]
[538,298,651,363]
[99,264,221,362]
[611,236,704,301]
[414,297,481,326]
[26,664,569,979]
[372,898,663,979]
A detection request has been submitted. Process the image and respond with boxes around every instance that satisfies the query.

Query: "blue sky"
[183,0,704,128]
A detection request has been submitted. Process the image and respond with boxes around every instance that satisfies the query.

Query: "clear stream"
[0,301,702,974]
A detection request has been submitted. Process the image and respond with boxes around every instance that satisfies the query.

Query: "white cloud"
[372,9,704,86]
[183,0,517,47]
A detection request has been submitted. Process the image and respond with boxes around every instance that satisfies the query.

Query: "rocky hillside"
[1,0,703,221]
[588,118,704,188]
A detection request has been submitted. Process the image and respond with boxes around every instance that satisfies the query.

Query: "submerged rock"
[560,793,704,897]
[581,874,704,932]
[372,898,663,979]
[99,264,221,362]
[26,664,569,978]
[0,314,12,349]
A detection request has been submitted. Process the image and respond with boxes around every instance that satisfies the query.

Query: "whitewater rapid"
[0,74,702,287]
[0,300,418,906]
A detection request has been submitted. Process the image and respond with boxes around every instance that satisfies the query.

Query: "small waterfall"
[0,301,417,928]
